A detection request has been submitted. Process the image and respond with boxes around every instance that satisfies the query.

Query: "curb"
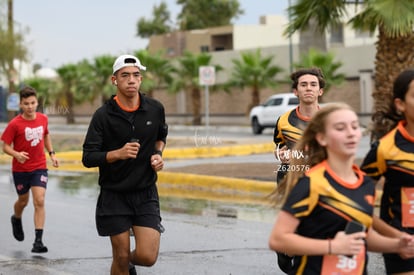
[0,143,276,205]
[0,142,274,163]
[164,143,274,159]
[0,143,382,206]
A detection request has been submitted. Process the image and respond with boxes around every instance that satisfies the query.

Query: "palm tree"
[171,51,222,125]
[286,0,414,140]
[227,49,283,113]
[134,50,175,98]
[88,55,114,104]
[0,0,29,120]
[55,62,91,124]
[293,48,345,99]
[23,77,58,113]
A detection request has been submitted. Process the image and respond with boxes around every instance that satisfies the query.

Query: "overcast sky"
[13,1,289,68]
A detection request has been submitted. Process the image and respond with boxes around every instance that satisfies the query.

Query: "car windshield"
[288,97,299,105]
[264,98,282,107]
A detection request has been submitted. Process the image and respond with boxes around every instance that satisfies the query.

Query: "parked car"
[249,93,299,134]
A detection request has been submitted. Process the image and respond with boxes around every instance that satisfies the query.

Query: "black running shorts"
[95,184,163,236]
[383,252,414,274]
[12,169,48,195]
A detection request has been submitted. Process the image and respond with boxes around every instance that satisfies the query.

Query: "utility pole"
[288,0,293,74]
[7,0,17,121]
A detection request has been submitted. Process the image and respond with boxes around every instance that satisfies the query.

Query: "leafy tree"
[171,51,222,125]
[0,0,29,120]
[134,50,175,98]
[285,0,414,140]
[227,49,283,113]
[55,62,92,124]
[137,2,173,38]
[293,48,345,98]
[177,0,243,30]
[137,0,243,36]
[0,23,28,88]
[88,55,114,104]
[23,77,58,113]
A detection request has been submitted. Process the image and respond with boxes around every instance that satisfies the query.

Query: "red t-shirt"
[1,113,49,172]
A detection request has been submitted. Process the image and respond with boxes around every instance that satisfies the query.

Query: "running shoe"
[31,241,48,253]
[11,215,24,241]
[276,252,294,273]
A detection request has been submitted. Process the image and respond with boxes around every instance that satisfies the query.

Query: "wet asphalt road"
[0,170,386,275]
[0,124,387,274]
[0,170,279,275]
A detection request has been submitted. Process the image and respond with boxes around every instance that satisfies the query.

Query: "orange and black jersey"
[282,161,376,275]
[273,107,310,149]
[361,121,414,230]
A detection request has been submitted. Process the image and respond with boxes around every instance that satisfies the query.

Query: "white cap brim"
[113,54,146,74]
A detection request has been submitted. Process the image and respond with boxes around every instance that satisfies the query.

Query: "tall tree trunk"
[248,86,260,114]
[7,0,16,121]
[191,87,201,125]
[65,91,75,124]
[371,28,414,140]
[299,18,327,56]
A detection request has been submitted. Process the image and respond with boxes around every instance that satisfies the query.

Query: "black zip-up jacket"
[82,94,168,192]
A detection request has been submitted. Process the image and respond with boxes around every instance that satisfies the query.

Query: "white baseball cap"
[112,54,146,74]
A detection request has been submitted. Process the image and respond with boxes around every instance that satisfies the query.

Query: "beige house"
[144,12,377,126]
[148,15,299,58]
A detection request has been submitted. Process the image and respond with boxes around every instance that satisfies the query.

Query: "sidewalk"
[0,173,386,275]
[0,176,278,274]
[0,122,387,274]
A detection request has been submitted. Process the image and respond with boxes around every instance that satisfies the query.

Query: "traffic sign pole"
[205,85,209,136]
[199,66,215,136]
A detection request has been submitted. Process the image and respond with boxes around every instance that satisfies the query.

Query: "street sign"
[7,93,19,111]
[199,66,215,86]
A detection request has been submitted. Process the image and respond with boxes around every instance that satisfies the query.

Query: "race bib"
[321,247,365,275]
[401,187,414,227]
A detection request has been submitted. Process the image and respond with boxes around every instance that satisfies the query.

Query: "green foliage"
[56,63,91,104]
[22,77,57,107]
[176,0,243,30]
[0,0,29,91]
[170,51,221,93]
[228,49,283,90]
[137,2,173,38]
[170,51,222,124]
[349,0,414,38]
[88,55,115,103]
[134,50,176,97]
[23,77,58,115]
[55,62,95,123]
[136,0,244,36]
[227,49,283,112]
[285,0,414,39]
[293,48,345,93]
[284,0,348,36]
[19,56,115,123]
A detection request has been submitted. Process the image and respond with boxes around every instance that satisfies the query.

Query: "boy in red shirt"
[1,86,59,253]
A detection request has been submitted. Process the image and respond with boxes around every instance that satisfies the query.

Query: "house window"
[167,47,175,56]
[200,45,209,52]
[330,23,344,44]
[355,29,372,39]
[265,98,283,107]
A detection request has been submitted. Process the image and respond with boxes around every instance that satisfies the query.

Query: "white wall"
[233,15,299,50]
